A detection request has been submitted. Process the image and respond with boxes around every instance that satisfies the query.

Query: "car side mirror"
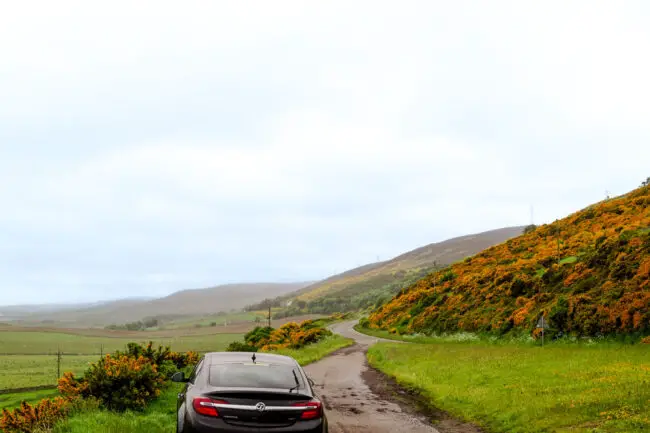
[171,371,187,383]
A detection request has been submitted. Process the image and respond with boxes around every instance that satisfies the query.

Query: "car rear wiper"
[289,369,300,393]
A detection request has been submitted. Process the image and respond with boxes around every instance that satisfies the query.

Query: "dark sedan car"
[172,351,328,433]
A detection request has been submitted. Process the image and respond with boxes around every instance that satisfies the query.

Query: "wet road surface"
[303,321,440,433]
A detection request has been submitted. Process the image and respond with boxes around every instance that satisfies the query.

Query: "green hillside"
[369,185,650,338]
[246,227,525,316]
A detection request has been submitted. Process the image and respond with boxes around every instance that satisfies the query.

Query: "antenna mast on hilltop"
[530,205,534,225]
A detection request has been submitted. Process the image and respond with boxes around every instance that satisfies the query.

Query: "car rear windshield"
[208,362,304,389]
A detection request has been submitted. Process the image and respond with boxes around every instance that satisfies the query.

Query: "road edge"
[331,320,485,433]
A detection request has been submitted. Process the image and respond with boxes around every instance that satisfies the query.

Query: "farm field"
[0,388,60,410]
[1,314,322,339]
[0,330,242,392]
[0,355,97,390]
[368,341,650,433]
[0,314,328,393]
[0,330,242,355]
[159,311,266,329]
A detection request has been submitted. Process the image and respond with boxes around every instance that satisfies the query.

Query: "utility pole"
[56,347,62,380]
[268,304,272,328]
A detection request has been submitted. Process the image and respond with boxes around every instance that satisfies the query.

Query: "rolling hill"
[9,282,311,327]
[368,185,650,338]
[248,226,526,316]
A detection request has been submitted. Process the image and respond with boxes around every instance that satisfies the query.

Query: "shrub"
[17,342,201,430]
[1,397,71,433]
[57,372,88,399]
[167,350,200,370]
[232,321,332,352]
[59,354,167,412]
[261,321,332,351]
[440,270,456,283]
[641,336,650,344]
[548,297,569,333]
[226,341,258,352]
[115,342,169,365]
[287,327,332,349]
[113,342,198,376]
[244,326,274,346]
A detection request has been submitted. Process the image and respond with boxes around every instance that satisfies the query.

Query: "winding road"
[303,321,439,433]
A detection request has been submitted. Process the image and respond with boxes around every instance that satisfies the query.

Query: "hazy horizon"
[2,1,649,305]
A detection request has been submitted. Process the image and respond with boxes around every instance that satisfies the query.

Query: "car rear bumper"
[185,414,327,433]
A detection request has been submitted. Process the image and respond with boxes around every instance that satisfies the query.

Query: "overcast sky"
[1,1,649,305]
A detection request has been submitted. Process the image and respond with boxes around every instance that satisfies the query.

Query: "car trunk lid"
[204,390,316,428]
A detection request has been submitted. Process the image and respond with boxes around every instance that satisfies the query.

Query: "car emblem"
[255,402,266,412]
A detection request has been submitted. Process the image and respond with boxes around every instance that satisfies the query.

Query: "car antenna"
[251,353,256,364]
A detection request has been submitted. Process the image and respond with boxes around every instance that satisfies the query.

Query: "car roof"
[204,351,298,366]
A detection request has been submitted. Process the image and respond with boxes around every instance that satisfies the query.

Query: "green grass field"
[0,355,97,390]
[368,341,650,433]
[160,311,264,329]
[0,388,60,410]
[0,330,242,355]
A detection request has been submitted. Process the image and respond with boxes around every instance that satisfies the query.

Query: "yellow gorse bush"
[2,342,200,432]
[370,185,650,338]
[0,397,71,433]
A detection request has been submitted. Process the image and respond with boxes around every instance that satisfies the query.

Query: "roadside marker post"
[536,315,548,346]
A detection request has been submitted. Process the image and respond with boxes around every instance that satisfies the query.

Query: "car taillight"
[192,397,227,417]
[292,400,323,420]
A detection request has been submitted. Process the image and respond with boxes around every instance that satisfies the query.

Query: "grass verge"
[269,334,355,366]
[51,334,353,432]
[368,342,650,433]
[52,383,183,433]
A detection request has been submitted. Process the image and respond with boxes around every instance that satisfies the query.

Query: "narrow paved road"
[303,321,439,433]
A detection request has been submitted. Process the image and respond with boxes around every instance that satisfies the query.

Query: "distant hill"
[248,226,526,316]
[369,185,650,338]
[11,283,311,327]
[0,298,156,318]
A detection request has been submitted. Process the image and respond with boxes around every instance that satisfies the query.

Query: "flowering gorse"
[227,320,332,352]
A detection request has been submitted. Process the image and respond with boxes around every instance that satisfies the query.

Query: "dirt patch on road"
[362,357,484,433]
